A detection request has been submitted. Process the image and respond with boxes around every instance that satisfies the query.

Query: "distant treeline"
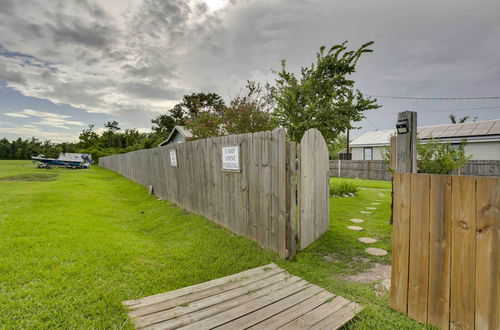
[0,121,164,161]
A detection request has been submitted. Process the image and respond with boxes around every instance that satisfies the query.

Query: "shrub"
[330,182,358,197]
[417,138,472,174]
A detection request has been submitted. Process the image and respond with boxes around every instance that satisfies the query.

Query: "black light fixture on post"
[396,119,409,134]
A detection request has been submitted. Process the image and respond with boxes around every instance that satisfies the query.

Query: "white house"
[349,119,500,161]
[158,126,194,146]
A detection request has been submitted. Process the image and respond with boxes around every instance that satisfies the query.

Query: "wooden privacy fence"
[100,128,330,259]
[391,172,500,330]
[329,160,392,181]
[329,160,500,181]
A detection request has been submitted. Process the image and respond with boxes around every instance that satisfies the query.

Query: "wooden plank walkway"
[123,264,362,330]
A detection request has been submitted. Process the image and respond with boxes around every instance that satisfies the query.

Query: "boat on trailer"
[31,153,93,169]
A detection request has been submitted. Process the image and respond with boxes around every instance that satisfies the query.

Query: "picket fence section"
[391,172,500,330]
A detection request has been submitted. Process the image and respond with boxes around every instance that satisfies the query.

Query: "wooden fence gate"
[299,128,330,249]
[391,172,500,330]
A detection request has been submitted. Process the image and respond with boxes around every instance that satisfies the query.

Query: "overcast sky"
[0,0,499,142]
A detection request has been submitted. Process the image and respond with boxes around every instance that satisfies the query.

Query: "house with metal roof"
[348,119,500,161]
[158,126,194,147]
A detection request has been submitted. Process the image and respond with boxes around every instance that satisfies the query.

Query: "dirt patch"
[344,263,391,283]
[0,173,59,182]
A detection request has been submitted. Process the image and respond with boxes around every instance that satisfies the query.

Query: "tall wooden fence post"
[391,111,417,313]
[396,111,417,173]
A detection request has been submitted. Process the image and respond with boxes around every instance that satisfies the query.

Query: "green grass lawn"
[0,161,424,329]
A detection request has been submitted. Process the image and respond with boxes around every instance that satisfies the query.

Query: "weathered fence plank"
[407,174,430,323]
[475,177,500,330]
[427,175,452,329]
[390,173,411,313]
[450,176,476,330]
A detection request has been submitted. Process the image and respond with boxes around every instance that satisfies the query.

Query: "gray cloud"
[120,82,182,99]
[0,63,26,84]
[46,16,118,49]
[0,0,499,136]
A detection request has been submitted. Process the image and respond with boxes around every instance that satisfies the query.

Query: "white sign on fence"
[169,149,178,167]
[222,146,240,171]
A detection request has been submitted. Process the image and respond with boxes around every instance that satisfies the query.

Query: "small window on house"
[363,147,373,160]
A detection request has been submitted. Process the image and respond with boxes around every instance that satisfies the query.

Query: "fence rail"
[330,160,500,181]
[391,172,500,329]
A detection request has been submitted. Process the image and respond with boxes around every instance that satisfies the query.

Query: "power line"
[367,105,499,115]
[367,95,500,100]
[364,117,380,130]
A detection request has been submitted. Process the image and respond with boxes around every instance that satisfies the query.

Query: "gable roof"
[350,119,500,147]
[158,126,194,146]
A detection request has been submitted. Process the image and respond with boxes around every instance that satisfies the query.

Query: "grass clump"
[330,181,358,197]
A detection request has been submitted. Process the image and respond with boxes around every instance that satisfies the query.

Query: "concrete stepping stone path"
[371,202,380,205]
[350,218,364,223]
[365,247,388,256]
[347,226,363,231]
[358,237,377,244]
[366,207,377,210]
[360,211,371,214]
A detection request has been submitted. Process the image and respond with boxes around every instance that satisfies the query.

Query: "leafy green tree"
[170,104,186,124]
[417,139,471,174]
[151,114,177,136]
[182,92,225,118]
[104,121,120,131]
[185,112,223,139]
[222,81,278,135]
[155,92,226,140]
[272,41,380,143]
[78,125,99,148]
[328,134,347,160]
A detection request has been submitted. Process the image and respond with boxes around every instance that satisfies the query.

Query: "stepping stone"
[360,211,371,214]
[347,226,363,231]
[375,278,391,297]
[350,218,364,223]
[371,202,380,205]
[366,207,377,210]
[365,247,388,256]
[358,237,377,244]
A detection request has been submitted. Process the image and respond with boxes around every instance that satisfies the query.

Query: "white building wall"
[352,147,363,160]
[465,142,500,160]
[171,132,186,144]
[351,146,386,160]
[373,147,385,160]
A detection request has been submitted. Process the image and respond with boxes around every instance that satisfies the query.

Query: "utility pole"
[346,128,350,160]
